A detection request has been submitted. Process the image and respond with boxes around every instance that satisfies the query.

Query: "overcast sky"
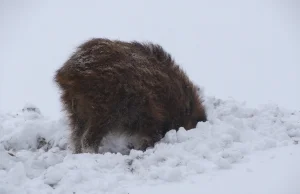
[0,0,299,119]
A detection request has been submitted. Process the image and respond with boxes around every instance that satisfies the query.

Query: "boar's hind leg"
[70,118,87,154]
[80,122,110,153]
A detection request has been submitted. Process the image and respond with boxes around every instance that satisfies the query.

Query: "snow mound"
[0,97,299,194]
[0,104,69,152]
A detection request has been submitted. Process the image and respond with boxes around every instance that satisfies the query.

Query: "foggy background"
[0,0,299,119]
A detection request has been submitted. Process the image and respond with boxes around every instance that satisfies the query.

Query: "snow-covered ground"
[1,96,299,194]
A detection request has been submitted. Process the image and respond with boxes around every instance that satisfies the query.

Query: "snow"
[0,97,299,194]
[129,145,300,194]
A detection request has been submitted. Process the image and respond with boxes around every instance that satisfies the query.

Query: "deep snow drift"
[0,96,299,194]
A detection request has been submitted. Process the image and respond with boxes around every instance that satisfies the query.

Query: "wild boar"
[54,38,207,154]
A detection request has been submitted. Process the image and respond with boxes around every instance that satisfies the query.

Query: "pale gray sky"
[0,0,299,118]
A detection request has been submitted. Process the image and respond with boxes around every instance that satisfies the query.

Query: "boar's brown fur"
[54,38,207,154]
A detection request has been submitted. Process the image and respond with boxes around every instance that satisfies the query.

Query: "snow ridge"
[0,97,299,194]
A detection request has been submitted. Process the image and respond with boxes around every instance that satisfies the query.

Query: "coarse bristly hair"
[54,37,207,154]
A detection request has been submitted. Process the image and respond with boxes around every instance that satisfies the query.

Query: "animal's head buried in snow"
[54,38,207,154]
